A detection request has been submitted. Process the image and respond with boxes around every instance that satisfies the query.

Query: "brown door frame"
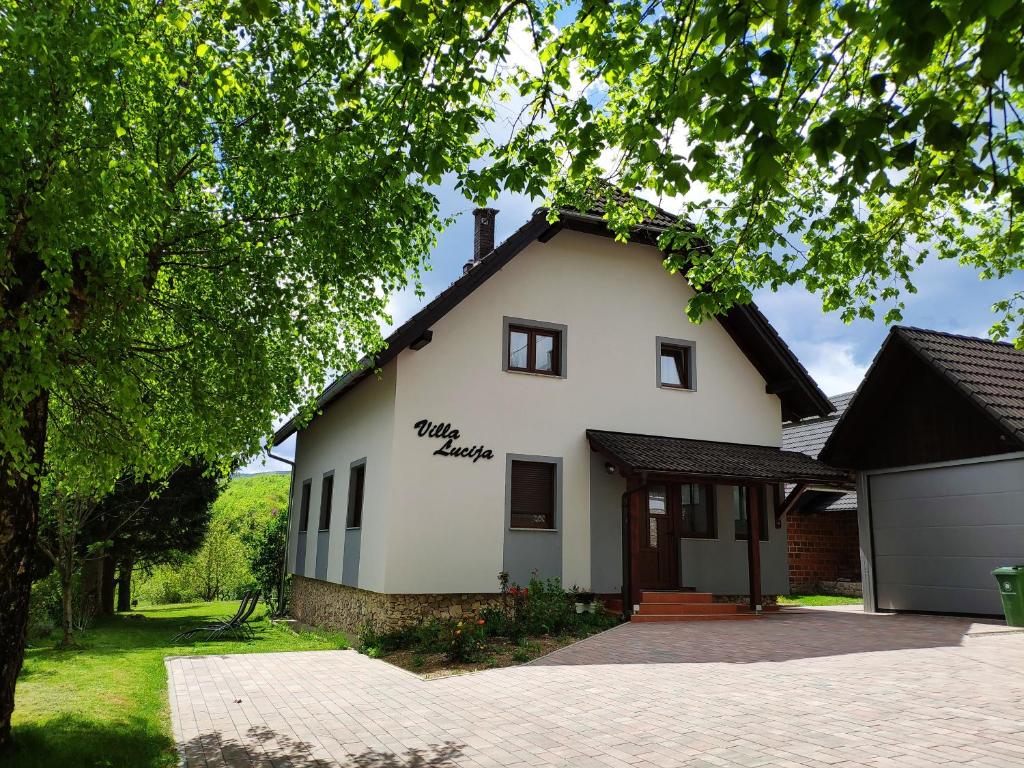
[626,478,682,606]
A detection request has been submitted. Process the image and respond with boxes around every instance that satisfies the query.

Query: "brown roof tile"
[587,429,852,484]
[897,327,1024,442]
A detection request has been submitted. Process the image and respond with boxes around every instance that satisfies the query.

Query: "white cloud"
[795,341,867,397]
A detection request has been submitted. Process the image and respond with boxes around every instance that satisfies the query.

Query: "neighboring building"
[274,194,847,630]
[821,327,1024,616]
[782,392,861,593]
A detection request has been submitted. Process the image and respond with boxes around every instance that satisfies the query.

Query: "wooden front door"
[630,482,679,602]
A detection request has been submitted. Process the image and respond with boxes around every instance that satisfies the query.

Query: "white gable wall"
[384,229,782,594]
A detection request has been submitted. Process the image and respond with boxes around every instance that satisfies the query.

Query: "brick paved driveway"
[167,608,1024,767]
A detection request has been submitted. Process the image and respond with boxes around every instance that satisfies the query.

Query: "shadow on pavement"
[178,726,463,767]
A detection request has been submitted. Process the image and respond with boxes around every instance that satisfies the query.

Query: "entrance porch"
[586,429,852,619]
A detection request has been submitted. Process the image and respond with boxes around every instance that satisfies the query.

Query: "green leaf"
[979,35,1016,82]
[197,43,210,58]
[759,50,787,79]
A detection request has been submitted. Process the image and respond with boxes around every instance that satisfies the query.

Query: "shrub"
[27,573,62,640]
[519,575,574,636]
[444,617,487,663]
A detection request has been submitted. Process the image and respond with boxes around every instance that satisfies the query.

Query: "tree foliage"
[1,1,516,746]
[462,0,1024,343]
[85,460,220,569]
[134,473,288,605]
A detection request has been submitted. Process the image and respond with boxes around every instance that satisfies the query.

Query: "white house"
[274,193,848,630]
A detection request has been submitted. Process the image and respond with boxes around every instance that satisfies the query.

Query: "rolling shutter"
[510,460,556,529]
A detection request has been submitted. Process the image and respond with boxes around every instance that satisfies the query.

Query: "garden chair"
[170,591,259,643]
[206,591,261,641]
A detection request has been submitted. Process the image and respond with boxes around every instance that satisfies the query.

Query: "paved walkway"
[167,609,1024,767]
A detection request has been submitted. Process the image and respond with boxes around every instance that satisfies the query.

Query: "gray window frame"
[317,470,335,532]
[502,316,568,378]
[297,478,313,533]
[656,336,696,391]
[345,458,367,530]
[505,454,563,532]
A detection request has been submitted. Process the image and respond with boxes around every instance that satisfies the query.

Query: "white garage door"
[869,456,1024,615]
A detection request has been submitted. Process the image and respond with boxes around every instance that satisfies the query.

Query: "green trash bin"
[993,567,1024,626]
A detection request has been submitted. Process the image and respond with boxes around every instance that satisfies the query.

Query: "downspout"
[268,449,295,617]
[620,474,648,619]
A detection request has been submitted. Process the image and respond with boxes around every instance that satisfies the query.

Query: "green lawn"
[4,601,347,768]
[778,593,863,606]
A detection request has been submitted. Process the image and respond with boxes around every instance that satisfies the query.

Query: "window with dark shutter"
[298,480,312,533]
[346,463,365,529]
[318,474,334,531]
[509,460,556,529]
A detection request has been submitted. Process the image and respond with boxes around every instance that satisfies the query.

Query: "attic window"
[657,338,695,390]
[503,317,567,378]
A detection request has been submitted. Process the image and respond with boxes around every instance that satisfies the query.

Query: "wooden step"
[640,591,713,604]
[631,612,760,622]
[637,602,743,615]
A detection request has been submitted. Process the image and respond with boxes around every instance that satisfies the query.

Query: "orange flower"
[477,619,485,625]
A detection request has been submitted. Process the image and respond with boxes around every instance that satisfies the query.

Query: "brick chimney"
[472,207,499,263]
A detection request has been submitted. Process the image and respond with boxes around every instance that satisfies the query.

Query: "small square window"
[504,319,565,377]
[509,460,556,529]
[657,340,694,389]
[346,463,366,528]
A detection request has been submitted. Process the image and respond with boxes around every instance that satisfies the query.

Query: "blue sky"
[247,182,1017,474]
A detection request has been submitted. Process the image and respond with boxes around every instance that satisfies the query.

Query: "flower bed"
[357,573,621,677]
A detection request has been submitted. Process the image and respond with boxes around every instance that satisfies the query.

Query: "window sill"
[505,368,564,379]
[508,527,558,532]
[680,535,718,541]
[317,528,330,533]
[346,526,362,531]
[658,384,696,392]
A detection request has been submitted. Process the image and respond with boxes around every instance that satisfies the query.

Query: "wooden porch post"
[747,485,763,612]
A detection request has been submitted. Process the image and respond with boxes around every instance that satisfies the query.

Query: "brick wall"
[787,508,861,593]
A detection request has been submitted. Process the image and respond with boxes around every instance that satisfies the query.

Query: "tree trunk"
[116,559,132,612]
[0,391,49,753]
[99,555,115,616]
[59,565,74,649]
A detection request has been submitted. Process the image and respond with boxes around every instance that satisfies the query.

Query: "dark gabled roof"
[782,392,857,511]
[783,391,854,458]
[587,429,852,485]
[820,326,1024,467]
[896,327,1024,442]
[274,194,834,445]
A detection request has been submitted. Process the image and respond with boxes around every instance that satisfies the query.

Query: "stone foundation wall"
[787,507,861,593]
[290,575,504,633]
[818,580,863,598]
[713,594,779,606]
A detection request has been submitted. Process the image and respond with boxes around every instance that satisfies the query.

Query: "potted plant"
[571,586,597,614]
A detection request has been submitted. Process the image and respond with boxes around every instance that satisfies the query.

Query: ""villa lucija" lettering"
[413,419,494,463]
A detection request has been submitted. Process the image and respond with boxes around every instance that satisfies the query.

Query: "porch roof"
[586,429,853,485]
